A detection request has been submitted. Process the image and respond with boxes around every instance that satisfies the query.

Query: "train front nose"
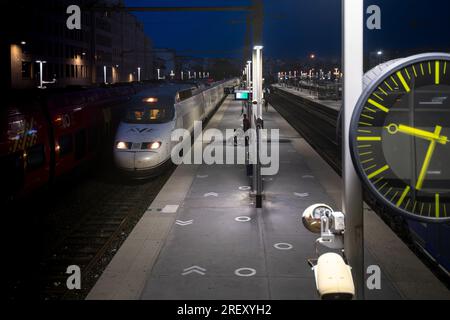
[114,150,163,170]
[114,141,166,177]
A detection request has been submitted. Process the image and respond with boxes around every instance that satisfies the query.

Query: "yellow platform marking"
[357,136,381,141]
[365,164,377,171]
[397,71,411,92]
[359,121,373,127]
[435,61,440,85]
[368,165,390,179]
[444,62,447,75]
[368,99,389,112]
[364,106,376,113]
[358,129,372,134]
[420,64,425,76]
[420,203,425,215]
[428,62,431,74]
[435,193,440,218]
[359,151,373,156]
[396,186,410,207]
[412,65,418,77]
[357,144,372,148]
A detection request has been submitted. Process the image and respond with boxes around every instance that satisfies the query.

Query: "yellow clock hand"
[416,126,442,190]
[386,124,448,145]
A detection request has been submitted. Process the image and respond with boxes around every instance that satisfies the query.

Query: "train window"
[59,133,73,157]
[26,144,45,170]
[178,89,193,101]
[124,107,173,124]
[74,129,87,160]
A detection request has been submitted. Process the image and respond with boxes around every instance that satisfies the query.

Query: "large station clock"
[350,53,450,222]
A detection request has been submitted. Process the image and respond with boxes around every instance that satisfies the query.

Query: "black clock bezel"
[349,52,450,223]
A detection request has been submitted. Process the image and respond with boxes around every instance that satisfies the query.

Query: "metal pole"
[137,67,141,82]
[254,46,263,208]
[342,0,364,299]
[252,51,257,196]
[39,61,43,88]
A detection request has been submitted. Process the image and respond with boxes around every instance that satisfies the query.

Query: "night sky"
[125,0,450,60]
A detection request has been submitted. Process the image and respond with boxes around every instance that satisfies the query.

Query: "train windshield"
[124,107,173,124]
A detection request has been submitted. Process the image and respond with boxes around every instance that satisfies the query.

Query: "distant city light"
[377,51,383,55]
[310,54,316,59]
[20,41,26,45]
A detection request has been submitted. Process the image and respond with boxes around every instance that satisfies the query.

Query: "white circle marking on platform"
[235,216,251,222]
[235,268,256,277]
[274,243,293,250]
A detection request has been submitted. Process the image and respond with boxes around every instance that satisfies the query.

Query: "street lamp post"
[36,60,56,89]
[252,45,263,208]
[137,67,141,82]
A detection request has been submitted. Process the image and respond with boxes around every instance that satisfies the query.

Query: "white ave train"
[113,78,239,178]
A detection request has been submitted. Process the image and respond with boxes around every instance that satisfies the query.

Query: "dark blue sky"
[125,0,450,59]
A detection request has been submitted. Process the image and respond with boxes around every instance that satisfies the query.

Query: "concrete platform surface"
[87,96,450,300]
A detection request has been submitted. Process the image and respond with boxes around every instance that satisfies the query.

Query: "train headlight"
[116,141,130,150]
[143,141,161,150]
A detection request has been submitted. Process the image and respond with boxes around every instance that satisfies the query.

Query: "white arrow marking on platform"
[176,220,193,226]
[204,192,218,197]
[197,175,209,178]
[294,192,309,198]
[239,186,251,191]
[182,266,206,276]
[302,175,315,179]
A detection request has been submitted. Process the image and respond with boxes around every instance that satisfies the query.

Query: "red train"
[1,83,151,201]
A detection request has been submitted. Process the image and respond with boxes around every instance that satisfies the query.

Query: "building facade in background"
[6,0,154,89]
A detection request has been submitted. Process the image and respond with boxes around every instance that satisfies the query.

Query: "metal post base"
[256,194,262,208]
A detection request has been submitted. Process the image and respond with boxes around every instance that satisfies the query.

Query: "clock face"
[350,53,450,222]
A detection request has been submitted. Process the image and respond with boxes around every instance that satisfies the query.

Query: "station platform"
[272,83,341,111]
[87,96,450,300]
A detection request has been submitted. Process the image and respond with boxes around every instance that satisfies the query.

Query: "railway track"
[269,88,342,173]
[38,166,175,300]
